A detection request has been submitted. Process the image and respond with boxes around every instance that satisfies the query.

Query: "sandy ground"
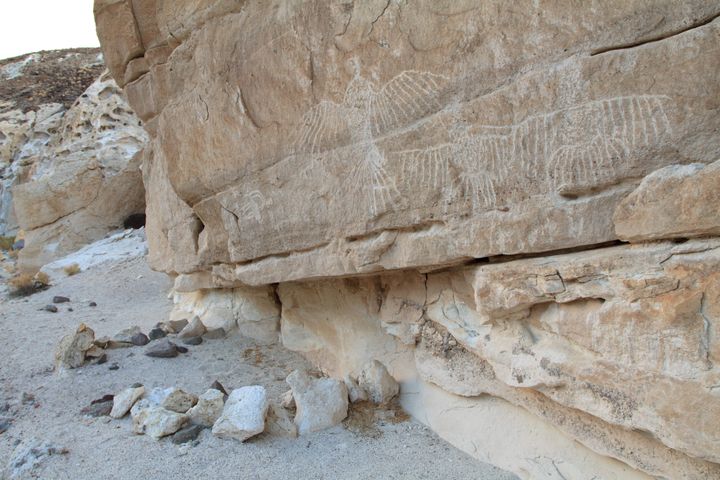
[0,255,517,479]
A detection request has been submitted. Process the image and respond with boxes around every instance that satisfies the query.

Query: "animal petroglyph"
[295,65,450,216]
[395,94,673,209]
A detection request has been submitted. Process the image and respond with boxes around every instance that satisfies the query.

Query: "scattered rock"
[131,400,188,439]
[266,403,297,438]
[52,296,70,303]
[344,375,368,403]
[279,389,295,409]
[110,385,145,418]
[212,386,268,442]
[67,307,73,312]
[171,424,204,445]
[188,389,225,427]
[176,345,189,354]
[55,323,95,370]
[358,360,399,405]
[95,353,108,365]
[92,394,114,404]
[108,363,119,370]
[5,439,68,479]
[203,328,226,340]
[148,328,167,340]
[178,317,206,339]
[130,332,149,346]
[144,339,179,358]
[88,301,97,307]
[182,336,202,346]
[210,380,228,397]
[167,319,189,333]
[286,370,348,435]
[42,305,58,313]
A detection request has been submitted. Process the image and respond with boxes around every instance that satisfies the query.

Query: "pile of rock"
[87,360,400,445]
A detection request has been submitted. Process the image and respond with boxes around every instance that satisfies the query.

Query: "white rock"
[110,386,145,419]
[344,375,368,403]
[130,400,188,439]
[358,360,399,404]
[188,389,225,426]
[212,386,268,441]
[286,370,348,435]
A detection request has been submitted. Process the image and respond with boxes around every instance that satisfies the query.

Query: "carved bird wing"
[370,71,449,137]
[294,100,352,156]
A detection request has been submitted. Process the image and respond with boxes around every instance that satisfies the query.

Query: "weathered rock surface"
[177,317,206,339]
[95,1,720,478]
[187,389,224,427]
[211,386,268,442]
[10,69,147,271]
[286,370,348,435]
[614,159,720,241]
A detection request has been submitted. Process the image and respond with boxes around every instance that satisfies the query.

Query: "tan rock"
[614,160,720,242]
[177,317,206,339]
[286,370,348,435]
[357,360,399,405]
[187,389,224,427]
[54,323,95,370]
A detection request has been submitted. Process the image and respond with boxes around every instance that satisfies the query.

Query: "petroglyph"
[395,94,673,209]
[295,64,449,216]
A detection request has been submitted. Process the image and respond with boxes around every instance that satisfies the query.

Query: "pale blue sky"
[0,0,99,60]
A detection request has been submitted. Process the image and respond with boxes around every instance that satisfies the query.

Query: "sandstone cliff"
[0,49,148,271]
[94,1,720,478]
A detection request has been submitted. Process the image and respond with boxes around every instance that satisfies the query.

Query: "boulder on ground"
[110,385,145,419]
[188,389,225,427]
[286,370,348,435]
[54,323,95,370]
[211,386,268,442]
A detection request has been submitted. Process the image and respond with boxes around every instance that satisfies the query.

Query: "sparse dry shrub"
[63,263,81,276]
[8,272,49,297]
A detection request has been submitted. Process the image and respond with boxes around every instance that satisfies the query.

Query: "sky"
[0,0,100,60]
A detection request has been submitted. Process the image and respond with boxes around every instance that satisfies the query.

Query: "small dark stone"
[42,305,58,313]
[52,296,70,304]
[182,336,203,346]
[148,328,167,341]
[96,354,108,365]
[171,424,204,445]
[80,401,112,417]
[11,239,24,250]
[130,382,143,388]
[209,380,228,397]
[88,301,97,307]
[144,339,178,358]
[176,346,189,354]
[203,328,226,340]
[130,332,150,346]
[91,394,114,405]
[67,308,74,312]
[108,363,119,371]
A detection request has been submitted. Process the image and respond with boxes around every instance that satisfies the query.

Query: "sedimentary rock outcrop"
[0,49,147,271]
[95,1,720,478]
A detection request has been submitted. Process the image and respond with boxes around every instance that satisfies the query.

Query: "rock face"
[96,1,720,478]
[0,49,147,272]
